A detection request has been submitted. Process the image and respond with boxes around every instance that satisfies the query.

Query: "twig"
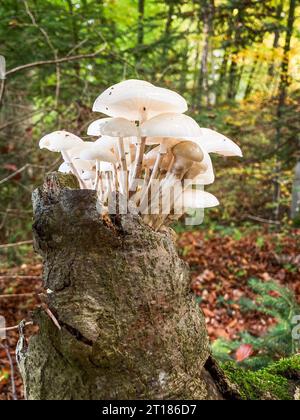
[0,275,41,281]
[0,240,33,250]
[246,214,281,225]
[0,292,36,299]
[0,163,41,185]
[0,321,33,333]
[5,47,106,77]
[0,341,18,400]
[0,109,47,131]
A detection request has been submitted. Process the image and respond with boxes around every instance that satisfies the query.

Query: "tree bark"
[18,173,239,400]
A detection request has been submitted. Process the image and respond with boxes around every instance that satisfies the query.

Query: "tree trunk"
[273,0,296,222]
[197,0,214,107]
[136,0,145,62]
[18,173,239,400]
[291,162,300,221]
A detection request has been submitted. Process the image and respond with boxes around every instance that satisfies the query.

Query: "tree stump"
[18,173,238,400]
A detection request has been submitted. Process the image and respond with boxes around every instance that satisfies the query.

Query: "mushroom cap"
[80,144,117,164]
[87,118,113,136]
[81,170,96,181]
[68,142,95,159]
[39,131,83,152]
[97,117,139,137]
[141,113,202,139]
[172,141,204,162]
[93,80,188,121]
[73,159,93,171]
[191,151,215,185]
[182,188,219,209]
[184,161,208,180]
[58,162,71,174]
[197,128,243,157]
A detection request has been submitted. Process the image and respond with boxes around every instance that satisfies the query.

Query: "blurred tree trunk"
[273,0,296,222]
[291,162,300,221]
[18,173,239,400]
[268,0,284,79]
[197,0,214,106]
[136,0,145,61]
[227,6,244,100]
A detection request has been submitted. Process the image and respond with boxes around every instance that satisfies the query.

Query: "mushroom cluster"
[39,79,242,230]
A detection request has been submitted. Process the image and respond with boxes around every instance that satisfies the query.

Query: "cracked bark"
[18,172,240,400]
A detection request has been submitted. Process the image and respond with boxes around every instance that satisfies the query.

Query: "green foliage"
[212,278,300,369]
[0,0,299,251]
[223,356,300,400]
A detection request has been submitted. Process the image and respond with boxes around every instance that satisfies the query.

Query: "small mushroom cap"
[73,159,93,171]
[80,144,117,164]
[97,117,139,137]
[141,113,202,139]
[58,162,71,174]
[191,151,215,185]
[68,142,95,159]
[93,80,187,121]
[172,141,204,163]
[182,188,219,209]
[87,118,113,136]
[39,131,83,152]
[197,128,243,157]
[81,170,96,181]
[184,161,208,180]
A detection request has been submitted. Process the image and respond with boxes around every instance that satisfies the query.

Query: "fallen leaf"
[235,344,254,362]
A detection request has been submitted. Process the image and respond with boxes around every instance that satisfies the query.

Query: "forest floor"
[0,226,299,400]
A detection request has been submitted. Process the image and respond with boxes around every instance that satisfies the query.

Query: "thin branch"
[0,164,30,185]
[0,321,33,333]
[5,47,106,77]
[0,109,48,131]
[0,292,35,299]
[246,214,281,225]
[0,275,41,280]
[0,240,33,250]
[0,163,52,185]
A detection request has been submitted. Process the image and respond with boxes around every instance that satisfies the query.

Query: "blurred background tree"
[0,0,299,248]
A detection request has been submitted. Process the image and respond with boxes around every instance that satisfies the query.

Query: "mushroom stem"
[129,136,146,196]
[61,151,85,189]
[94,160,101,192]
[139,140,167,213]
[113,164,118,192]
[117,137,128,195]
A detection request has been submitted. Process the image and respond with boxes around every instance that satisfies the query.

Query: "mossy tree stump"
[18,173,239,400]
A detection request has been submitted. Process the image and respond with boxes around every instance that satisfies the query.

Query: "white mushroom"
[182,188,219,209]
[196,128,242,157]
[141,113,202,139]
[39,131,85,188]
[93,79,187,121]
[80,144,117,192]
